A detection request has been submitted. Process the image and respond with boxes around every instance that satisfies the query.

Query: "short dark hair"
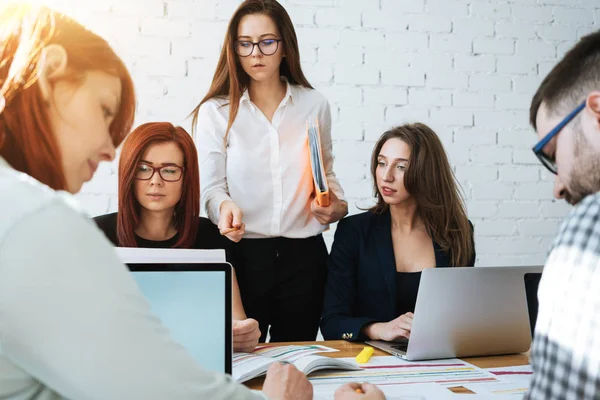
[530,29,600,129]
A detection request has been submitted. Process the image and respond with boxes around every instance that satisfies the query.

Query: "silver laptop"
[367,266,542,361]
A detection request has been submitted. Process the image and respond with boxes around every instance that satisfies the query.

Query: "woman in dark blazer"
[321,123,476,342]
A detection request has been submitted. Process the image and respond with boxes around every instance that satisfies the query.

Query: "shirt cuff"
[207,191,233,225]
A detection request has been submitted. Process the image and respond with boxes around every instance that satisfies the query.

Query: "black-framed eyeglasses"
[135,163,184,182]
[235,39,282,57]
[532,101,586,175]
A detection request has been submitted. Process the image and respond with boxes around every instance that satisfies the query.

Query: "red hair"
[0,4,135,190]
[117,122,200,248]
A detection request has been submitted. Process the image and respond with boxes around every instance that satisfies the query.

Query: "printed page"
[252,344,338,363]
[232,352,274,383]
[291,355,360,375]
[308,356,498,387]
[233,344,339,383]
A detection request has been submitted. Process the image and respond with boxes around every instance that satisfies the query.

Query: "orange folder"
[306,118,330,207]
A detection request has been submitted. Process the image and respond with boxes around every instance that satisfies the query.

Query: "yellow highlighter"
[355,346,374,364]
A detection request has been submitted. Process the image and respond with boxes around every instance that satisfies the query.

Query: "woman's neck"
[135,208,177,241]
[389,199,422,234]
[248,74,286,108]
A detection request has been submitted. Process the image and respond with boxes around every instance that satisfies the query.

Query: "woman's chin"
[66,178,84,195]
[247,69,276,82]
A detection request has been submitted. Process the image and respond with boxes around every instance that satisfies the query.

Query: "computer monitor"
[524,272,542,336]
[116,249,232,374]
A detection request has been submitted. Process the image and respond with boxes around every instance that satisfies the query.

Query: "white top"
[0,157,264,400]
[195,80,345,239]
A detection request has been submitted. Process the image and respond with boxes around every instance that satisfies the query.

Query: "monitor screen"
[130,265,231,374]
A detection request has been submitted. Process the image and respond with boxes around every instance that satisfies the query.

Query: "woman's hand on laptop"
[263,362,313,400]
[334,383,385,399]
[218,200,245,242]
[233,318,260,352]
[363,312,414,341]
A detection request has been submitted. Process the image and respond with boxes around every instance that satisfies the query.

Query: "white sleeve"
[0,201,265,400]
[195,102,233,225]
[318,99,346,202]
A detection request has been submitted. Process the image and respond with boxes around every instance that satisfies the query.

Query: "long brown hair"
[369,123,474,266]
[0,4,135,191]
[190,0,312,140]
[117,122,200,248]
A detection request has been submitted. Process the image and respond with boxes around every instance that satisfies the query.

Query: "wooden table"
[244,340,530,394]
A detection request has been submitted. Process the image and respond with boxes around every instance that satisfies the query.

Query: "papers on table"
[462,381,529,398]
[308,356,500,399]
[241,352,531,399]
[486,364,533,382]
[307,356,498,387]
[460,364,532,397]
[313,382,458,400]
[233,344,348,383]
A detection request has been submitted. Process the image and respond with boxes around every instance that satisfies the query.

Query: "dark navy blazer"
[320,210,475,341]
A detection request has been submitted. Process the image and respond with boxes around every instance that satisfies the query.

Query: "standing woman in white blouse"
[192,0,348,342]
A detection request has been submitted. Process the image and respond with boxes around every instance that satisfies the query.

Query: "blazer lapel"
[374,211,397,308]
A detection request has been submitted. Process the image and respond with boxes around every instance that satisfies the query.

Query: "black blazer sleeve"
[320,217,378,341]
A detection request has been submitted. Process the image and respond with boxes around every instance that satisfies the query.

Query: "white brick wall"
[43,0,600,266]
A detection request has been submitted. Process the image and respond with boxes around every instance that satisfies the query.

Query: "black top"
[395,271,422,317]
[93,212,235,261]
[321,210,476,341]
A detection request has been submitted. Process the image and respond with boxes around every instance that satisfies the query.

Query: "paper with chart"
[463,381,528,397]
[307,356,499,387]
[461,364,532,397]
[232,344,358,383]
[306,118,329,206]
[486,364,533,383]
[310,356,501,399]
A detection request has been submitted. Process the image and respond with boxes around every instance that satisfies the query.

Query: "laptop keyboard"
[390,340,409,352]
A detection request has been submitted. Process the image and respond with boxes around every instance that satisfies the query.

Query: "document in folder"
[307,118,330,207]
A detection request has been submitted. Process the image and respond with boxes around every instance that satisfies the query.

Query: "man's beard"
[566,132,600,205]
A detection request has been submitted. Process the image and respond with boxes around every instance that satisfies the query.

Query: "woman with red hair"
[95,122,260,352]
[0,4,312,399]
[97,122,203,249]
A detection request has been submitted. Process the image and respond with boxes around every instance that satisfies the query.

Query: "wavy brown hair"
[117,122,200,248]
[369,123,474,266]
[190,0,312,142]
[0,4,135,191]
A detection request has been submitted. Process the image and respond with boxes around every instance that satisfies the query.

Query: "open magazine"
[232,345,360,383]
[307,118,330,207]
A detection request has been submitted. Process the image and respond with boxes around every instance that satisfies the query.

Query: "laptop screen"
[128,263,232,374]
